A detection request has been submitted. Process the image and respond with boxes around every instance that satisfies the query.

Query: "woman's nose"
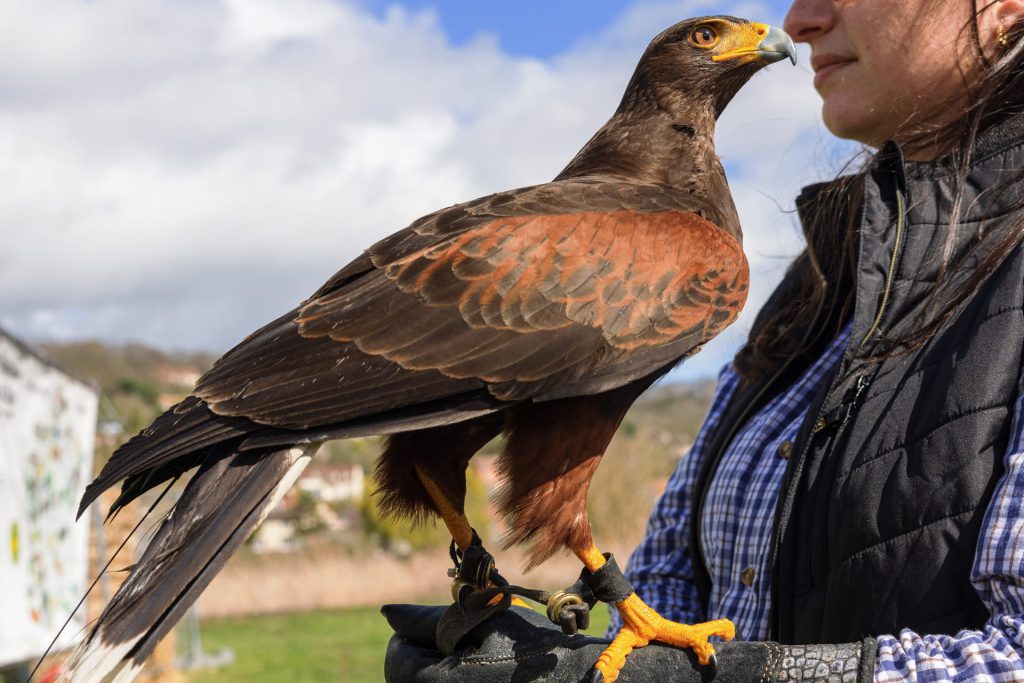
[784,0,835,42]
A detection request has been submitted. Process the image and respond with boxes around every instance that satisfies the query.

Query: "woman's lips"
[812,57,856,89]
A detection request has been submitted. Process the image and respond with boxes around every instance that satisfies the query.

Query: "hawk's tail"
[64,445,313,683]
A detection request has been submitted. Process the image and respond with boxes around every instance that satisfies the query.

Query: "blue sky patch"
[360,1,794,59]
[359,0,630,57]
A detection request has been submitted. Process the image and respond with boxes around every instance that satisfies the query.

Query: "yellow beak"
[712,23,797,65]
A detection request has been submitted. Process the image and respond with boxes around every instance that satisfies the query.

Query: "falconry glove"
[382,603,876,683]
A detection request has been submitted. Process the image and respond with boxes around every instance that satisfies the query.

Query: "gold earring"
[998,20,1010,47]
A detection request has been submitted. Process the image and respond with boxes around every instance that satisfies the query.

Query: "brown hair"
[734,1,1024,383]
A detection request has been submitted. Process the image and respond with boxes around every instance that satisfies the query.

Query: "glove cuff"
[725,639,875,683]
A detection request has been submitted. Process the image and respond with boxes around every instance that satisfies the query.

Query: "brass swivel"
[546,590,585,625]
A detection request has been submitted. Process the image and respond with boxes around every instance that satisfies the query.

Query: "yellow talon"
[594,593,735,682]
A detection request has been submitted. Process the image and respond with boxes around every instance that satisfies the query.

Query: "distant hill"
[39,340,218,440]
[40,340,217,396]
[626,378,717,449]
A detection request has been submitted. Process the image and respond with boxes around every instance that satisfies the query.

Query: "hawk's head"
[628,16,797,117]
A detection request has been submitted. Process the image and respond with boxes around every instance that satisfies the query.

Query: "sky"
[0,0,852,381]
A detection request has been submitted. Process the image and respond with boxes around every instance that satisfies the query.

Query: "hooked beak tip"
[759,25,798,66]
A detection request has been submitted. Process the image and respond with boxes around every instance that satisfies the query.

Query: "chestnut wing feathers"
[194,181,747,426]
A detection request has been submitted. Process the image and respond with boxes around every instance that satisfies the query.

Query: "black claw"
[585,668,604,683]
[706,652,719,681]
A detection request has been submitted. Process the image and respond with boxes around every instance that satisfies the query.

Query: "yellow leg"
[575,544,735,683]
[416,465,528,608]
[416,465,474,550]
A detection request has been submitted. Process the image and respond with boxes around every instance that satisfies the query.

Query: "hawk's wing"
[81,179,747,515]
[194,179,748,426]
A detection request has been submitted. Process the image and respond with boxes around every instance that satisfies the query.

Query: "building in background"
[295,463,364,504]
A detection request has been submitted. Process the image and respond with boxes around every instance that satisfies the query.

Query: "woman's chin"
[820,100,885,147]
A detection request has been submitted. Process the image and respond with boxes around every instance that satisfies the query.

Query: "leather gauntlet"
[383,603,875,683]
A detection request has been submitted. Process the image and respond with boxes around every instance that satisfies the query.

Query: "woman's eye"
[690,26,718,47]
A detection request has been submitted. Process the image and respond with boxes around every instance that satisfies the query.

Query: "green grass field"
[189,603,612,683]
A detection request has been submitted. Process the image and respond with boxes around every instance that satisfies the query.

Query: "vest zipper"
[768,186,905,638]
[858,189,906,347]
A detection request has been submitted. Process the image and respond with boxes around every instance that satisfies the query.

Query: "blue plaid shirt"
[615,323,1024,682]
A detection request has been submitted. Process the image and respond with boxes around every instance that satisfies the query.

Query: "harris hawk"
[69,16,796,683]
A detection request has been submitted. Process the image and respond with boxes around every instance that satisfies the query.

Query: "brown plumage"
[71,15,795,682]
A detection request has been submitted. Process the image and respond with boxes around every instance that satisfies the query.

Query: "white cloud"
[220,0,343,50]
[0,0,845,380]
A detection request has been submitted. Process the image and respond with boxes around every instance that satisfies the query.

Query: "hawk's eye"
[689,26,718,48]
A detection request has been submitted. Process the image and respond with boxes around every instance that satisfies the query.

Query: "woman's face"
[784,0,1001,153]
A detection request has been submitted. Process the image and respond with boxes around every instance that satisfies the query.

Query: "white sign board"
[0,332,97,667]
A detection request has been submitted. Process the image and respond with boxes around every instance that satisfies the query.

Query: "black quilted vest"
[688,117,1024,644]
